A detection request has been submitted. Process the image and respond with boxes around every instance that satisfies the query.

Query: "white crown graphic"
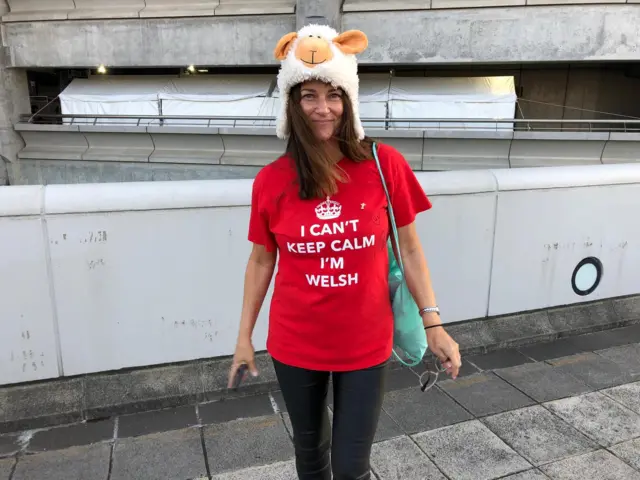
[315,196,342,220]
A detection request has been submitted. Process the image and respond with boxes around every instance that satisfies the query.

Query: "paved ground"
[1,323,639,480]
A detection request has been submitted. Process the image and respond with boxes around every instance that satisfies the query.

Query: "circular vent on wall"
[571,257,603,296]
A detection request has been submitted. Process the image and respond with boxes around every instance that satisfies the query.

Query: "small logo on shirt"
[315,196,342,220]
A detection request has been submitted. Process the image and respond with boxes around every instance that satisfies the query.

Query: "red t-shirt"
[248,143,432,371]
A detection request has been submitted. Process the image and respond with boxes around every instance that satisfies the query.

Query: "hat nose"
[295,37,333,67]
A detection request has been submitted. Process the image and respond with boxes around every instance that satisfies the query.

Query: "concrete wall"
[0,0,29,166]
[344,5,640,65]
[8,124,640,184]
[343,0,638,10]
[4,4,640,67]
[1,163,639,385]
[4,14,294,68]
[2,0,295,21]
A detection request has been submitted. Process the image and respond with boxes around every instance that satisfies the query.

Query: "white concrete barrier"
[1,163,640,385]
[0,186,60,385]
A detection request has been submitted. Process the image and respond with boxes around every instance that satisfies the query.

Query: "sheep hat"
[273,24,369,140]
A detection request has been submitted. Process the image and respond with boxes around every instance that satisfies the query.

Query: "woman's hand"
[426,327,461,380]
[227,338,259,388]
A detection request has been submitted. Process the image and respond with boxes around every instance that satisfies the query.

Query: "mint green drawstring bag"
[372,142,428,367]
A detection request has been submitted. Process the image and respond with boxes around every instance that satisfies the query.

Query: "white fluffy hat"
[273,24,369,140]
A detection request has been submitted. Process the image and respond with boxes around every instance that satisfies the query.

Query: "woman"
[228,25,462,480]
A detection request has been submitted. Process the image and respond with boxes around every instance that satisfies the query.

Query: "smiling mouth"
[302,58,326,66]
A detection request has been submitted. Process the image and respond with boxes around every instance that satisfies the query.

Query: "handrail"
[18,114,640,132]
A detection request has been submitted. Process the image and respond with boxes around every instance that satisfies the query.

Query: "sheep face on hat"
[274,25,368,140]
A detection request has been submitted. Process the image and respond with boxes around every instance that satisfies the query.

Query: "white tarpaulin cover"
[58,74,516,129]
[388,76,517,130]
[60,76,178,124]
[359,74,391,103]
[159,75,277,126]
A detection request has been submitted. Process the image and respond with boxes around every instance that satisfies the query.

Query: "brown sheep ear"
[274,32,298,60]
[333,30,368,55]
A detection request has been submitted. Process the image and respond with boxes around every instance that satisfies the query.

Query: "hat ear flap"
[274,32,298,60]
[333,30,368,55]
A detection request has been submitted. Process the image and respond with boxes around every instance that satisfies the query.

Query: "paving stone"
[438,372,535,417]
[204,414,294,475]
[611,323,640,342]
[501,470,550,479]
[414,420,531,480]
[570,328,637,353]
[609,438,640,471]
[494,362,593,403]
[12,442,111,480]
[110,427,206,480]
[601,381,640,414]
[0,458,14,480]
[210,459,297,479]
[540,449,640,480]
[374,410,404,443]
[482,405,597,466]
[383,386,473,434]
[118,405,198,438]
[0,434,19,457]
[371,435,446,480]
[85,363,202,419]
[544,392,640,447]
[0,378,84,433]
[517,338,587,362]
[547,352,633,389]
[386,367,421,391]
[466,348,535,371]
[596,343,640,378]
[28,418,114,452]
[199,394,273,425]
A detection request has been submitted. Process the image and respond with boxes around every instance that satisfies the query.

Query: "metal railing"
[18,114,640,132]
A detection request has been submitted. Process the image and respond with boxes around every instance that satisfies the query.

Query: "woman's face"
[299,80,344,142]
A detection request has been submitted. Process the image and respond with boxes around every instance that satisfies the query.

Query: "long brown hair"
[285,83,375,200]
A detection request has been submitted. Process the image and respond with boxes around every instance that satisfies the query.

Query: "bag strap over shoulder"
[372,142,405,274]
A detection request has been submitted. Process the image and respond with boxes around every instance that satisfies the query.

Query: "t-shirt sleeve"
[382,144,432,227]
[248,169,277,252]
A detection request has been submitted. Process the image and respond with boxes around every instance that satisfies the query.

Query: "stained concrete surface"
[110,428,206,480]
[12,443,110,480]
[539,450,640,480]
[482,405,597,466]
[545,392,640,447]
[370,435,446,480]
[414,420,532,480]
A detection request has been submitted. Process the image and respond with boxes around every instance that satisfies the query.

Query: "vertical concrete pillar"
[296,0,342,31]
[0,0,30,185]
